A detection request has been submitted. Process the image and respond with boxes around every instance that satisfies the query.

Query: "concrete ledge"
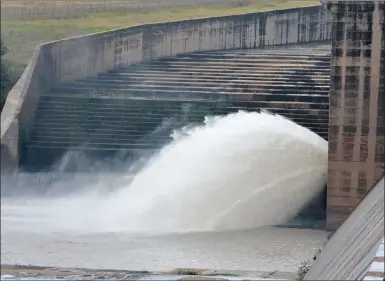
[0,265,293,280]
[304,177,385,280]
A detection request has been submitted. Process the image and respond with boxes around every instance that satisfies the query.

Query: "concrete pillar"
[322,1,384,231]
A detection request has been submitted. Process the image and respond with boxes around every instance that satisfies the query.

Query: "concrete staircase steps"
[178,52,331,58]
[57,81,331,90]
[34,107,330,122]
[33,109,330,121]
[30,131,172,141]
[48,89,330,100]
[103,70,330,78]
[52,86,329,98]
[115,60,330,68]
[161,55,331,61]
[35,99,329,113]
[36,96,329,110]
[115,65,331,72]
[23,46,331,171]
[92,75,330,84]
[149,61,331,68]
[71,79,330,90]
[45,92,329,104]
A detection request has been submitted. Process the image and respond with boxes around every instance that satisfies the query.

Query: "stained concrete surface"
[304,177,385,280]
[0,266,294,280]
[1,5,332,174]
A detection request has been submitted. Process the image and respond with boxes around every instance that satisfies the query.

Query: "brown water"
[1,198,327,272]
[1,112,330,271]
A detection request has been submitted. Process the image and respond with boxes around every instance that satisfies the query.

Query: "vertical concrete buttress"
[324,0,384,231]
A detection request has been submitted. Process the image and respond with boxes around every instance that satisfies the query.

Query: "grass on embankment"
[1,0,319,66]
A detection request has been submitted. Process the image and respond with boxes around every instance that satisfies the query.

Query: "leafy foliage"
[1,39,20,111]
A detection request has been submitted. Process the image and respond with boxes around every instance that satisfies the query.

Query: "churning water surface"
[1,111,329,272]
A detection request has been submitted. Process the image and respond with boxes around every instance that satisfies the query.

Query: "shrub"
[296,260,312,281]
[1,39,24,111]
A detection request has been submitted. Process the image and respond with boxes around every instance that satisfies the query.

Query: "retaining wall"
[0,5,331,174]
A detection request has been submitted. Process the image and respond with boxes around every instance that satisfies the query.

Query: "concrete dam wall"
[1,4,332,174]
[1,0,384,234]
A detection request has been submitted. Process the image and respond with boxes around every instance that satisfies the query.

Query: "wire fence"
[1,0,252,20]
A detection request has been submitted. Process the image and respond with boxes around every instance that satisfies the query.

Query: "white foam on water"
[2,110,328,235]
[95,110,328,234]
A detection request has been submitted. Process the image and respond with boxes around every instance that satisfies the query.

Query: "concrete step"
[113,68,331,76]
[29,127,329,150]
[32,119,163,129]
[50,88,330,99]
[27,140,164,150]
[30,130,174,140]
[176,53,331,59]
[30,134,171,145]
[22,46,333,171]
[32,114,329,130]
[163,54,331,61]
[34,108,330,121]
[91,75,330,84]
[42,92,329,106]
[73,78,329,89]
[53,86,331,96]
[37,96,329,110]
[102,70,330,78]
[35,104,330,119]
[36,98,330,112]
[36,98,331,113]
[30,127,328,147]
[31,116,329,138]
[31,126,160,137]
[117,59,330,67]
[152,58,331,67]
[114,64,331,73]
[56,83,330,94]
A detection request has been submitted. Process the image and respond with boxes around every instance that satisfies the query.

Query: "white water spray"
[94,110,328,234]
[6,110,328,235]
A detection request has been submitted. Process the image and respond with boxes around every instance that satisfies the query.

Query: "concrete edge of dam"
[1,0,383,259]
[304,176,384,280]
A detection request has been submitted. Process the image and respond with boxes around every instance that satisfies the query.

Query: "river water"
[1,198,327,272]
[1,111,329,272]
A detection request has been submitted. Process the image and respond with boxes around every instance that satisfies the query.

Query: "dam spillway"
[21,45,332,172]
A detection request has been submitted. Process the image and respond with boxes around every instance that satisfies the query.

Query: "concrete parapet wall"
[0,5,332,174]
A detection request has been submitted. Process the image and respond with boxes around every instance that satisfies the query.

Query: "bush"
[1,39,23,111]
[296,260,312,281]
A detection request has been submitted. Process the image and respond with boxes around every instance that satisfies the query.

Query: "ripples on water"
[1,111,328,271]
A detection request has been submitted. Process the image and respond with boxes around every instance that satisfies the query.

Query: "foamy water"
[101,110,328,233]
[2,110,327,234]
[1,110,329,271]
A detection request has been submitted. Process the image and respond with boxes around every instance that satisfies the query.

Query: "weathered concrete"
[304,176,384,280]
[20,47,331,172]
[2,2,383,233]
[364,238,384,280]
[0,264,292,280]
[1,5,332,174]
[322,0,385,231]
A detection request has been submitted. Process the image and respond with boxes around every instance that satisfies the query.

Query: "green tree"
[1,39,15,111]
